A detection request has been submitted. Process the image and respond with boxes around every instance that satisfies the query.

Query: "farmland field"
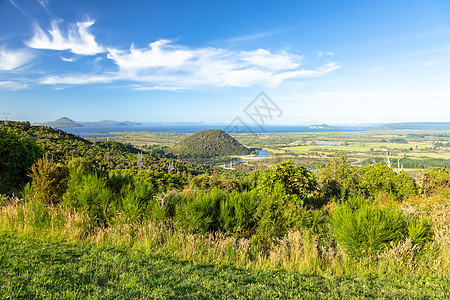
[88,130,450,170]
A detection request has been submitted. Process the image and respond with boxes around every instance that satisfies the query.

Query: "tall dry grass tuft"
[0,196,93,242]
[377,238,420,275]
[431,225,450,275]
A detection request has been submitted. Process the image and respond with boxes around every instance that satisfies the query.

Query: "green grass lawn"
[1,234,448,299]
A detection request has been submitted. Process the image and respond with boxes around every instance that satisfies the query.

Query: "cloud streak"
[0,80,28,90]
[27,19,105,55]
[36,35,339,89]
[0,48,33,71]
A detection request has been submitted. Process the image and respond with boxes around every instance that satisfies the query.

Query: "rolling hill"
[171,129,250,157]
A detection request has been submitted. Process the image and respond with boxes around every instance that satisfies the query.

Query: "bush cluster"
[7,148,448,260]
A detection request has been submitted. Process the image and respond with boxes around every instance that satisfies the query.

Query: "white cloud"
[0,48,32,71]
[36,38,339,89]
[27,19,105,55]
[241,49,301,70]
[60,56,75,62]
[0,80,28,90]
[107,40,193,70]
[317,51,334,58]
[101,39,339,88]
[130,85,187,91]
[40,73,117,85]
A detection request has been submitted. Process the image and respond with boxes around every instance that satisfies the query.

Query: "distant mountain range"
[377,122,450,130]
[42,117,143,128]
[40,118,450,131]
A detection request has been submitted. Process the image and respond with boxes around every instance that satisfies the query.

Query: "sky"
[1,0,450,125]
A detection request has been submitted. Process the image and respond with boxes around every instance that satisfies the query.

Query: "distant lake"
[315,142,339,146]
[237,149,270,162]
[58,124,356,137]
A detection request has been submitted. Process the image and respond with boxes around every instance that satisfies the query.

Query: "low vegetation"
[1,122,449,297]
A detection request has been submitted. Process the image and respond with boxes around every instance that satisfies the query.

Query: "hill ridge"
[172,129,250,157]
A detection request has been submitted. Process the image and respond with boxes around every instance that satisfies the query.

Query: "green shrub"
[331,197,408,257]
[254,184,309,238]
[175,188,225,233]
[360,163,397,198]
[219,190,260,237]
[258,160,317,199]
[394,171,417,199]
[28,154,69,206]
[62,172,114,226]
[420,167,450,194]
[0,127,43,194]
[408,216,433,247]
[331,196,434,258]
[113,182,152,223]
[360,163,417,200]
[317,153,361,201]
[189,173,241,193]
[146,188,178,222]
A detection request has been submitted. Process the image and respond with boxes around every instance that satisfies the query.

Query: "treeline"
[0,122,211,194]
[367,156,450,169]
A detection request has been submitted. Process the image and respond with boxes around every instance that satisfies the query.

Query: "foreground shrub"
[62,172,114,226]
[175,187,225,233]
[420,167,450,194]
[360,163,417,200]
[317,154,361,201]
[27,154,69,205]
[331,196,433,258]
[219,190,260,237]
[0,127,43,194]
[258,160,317,199]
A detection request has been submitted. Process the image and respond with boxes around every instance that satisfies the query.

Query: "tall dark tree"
[0,127,43,194]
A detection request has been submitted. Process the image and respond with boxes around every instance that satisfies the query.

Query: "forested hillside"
[0,121,211,194]
[171,129,251,157]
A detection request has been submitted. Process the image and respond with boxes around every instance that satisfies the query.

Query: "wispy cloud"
[212,29,287,45]
[37,37,339,89]
[107,40,194,70]
[0,80,28,90]
[8,0,25,13]
[101,39,339,89]
[317,51,334,58]
[60,56,75,62]
[0,48,33,71]
[40,73,117,85]
[36,0,50,10]
[27,19,105,55]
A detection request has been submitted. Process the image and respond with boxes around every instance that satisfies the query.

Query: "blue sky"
[1,0,450,125]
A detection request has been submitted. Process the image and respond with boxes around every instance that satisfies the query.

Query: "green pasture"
[284,142,432,154]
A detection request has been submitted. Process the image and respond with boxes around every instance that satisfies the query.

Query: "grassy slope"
[1,234,448,299]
